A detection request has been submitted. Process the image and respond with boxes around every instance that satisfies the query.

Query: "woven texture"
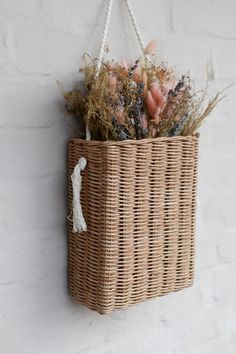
[68,135,199,314]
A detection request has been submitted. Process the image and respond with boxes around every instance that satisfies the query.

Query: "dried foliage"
[60,48,224,141]
[181,91,225,136]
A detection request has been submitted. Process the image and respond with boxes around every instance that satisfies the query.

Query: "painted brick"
[172,0,236,40]
[0,0,40,22]
[0,23,11,66]
[158,34,210,80]
[0,0,236,353]
[13,26,98,74]
[0,78,67,127]
[0,174,66,232]
[218,230,236,262]
[0,126,71,179]
[197,335,236,354]
[212,42,236,80]
[0,225,66,284]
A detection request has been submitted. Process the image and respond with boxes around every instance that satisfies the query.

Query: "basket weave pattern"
[68,135,199,314]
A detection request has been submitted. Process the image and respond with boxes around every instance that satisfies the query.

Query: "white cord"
[96,0,147,77]
[71,157,87,233]
[123,0,145,53]
[96,0,114,77]
[71,120,90,233]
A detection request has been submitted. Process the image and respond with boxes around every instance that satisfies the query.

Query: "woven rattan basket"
[68,134,199,314]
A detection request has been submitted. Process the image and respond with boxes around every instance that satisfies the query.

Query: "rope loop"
[96,0,146,76]
[71,157,87,233]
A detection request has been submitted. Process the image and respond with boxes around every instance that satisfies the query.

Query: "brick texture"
[0,0,236,353]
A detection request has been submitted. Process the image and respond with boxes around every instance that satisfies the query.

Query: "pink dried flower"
[133,66,142,81]
[141,113,148,130]
[142,70,148,96]
[162,79,176,95]
[108,74,117,93]
[150,81,166,108]
[152,113,161,125]
[116,106,125,124]
[121,60,129,71]
[146,81,167,124]
[146,90,157,116]
[144,39,157,56]
[151,126,157,138]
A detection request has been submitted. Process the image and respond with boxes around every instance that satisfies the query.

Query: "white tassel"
[71,157,87,233]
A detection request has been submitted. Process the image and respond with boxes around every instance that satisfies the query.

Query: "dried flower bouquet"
[60,41,223,141]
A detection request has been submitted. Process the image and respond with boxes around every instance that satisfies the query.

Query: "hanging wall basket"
[63,0,211,314]
[68,135,199,314]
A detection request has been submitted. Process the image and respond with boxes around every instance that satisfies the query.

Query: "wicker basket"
[68,135,199,314]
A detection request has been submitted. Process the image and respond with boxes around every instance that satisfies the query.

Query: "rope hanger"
[96,0,146,76]
[72,0,148,233]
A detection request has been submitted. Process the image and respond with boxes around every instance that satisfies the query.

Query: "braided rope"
[123,0,145,53]
[96,0,146,77]
[96,0,114,77]
[71,157,87,233]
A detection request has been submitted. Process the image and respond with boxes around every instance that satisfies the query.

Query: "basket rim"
[69,133,199,146]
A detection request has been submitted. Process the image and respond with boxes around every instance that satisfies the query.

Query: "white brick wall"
[0,1,235,353]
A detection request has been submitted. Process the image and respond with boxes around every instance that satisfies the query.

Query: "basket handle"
[71,157,87,233]
[95,0,147,77]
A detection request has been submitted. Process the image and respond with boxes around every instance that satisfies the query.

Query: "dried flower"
[61,52,224,141]
[145,81,166,126]
[144,39,157,56]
